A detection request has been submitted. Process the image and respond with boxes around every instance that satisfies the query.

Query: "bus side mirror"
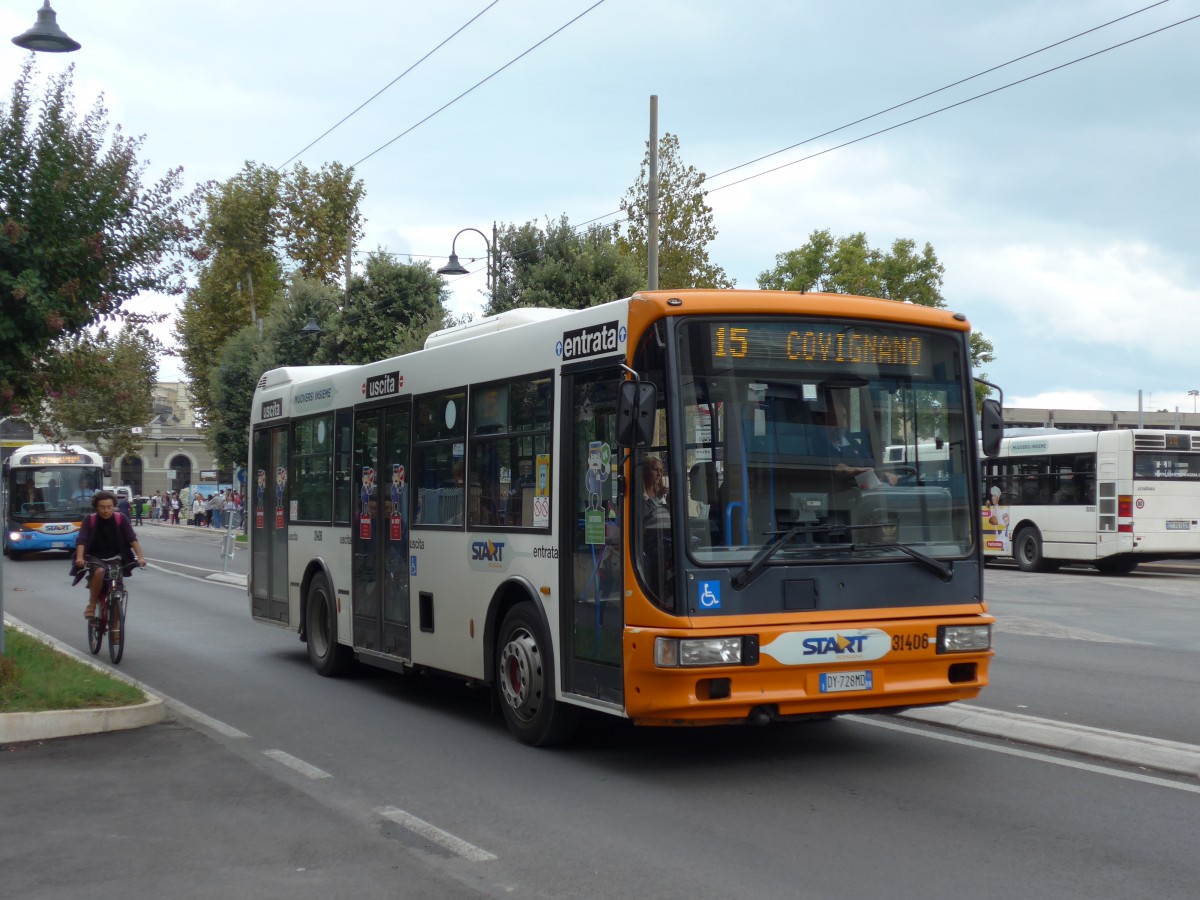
[617,380,657,448]
[980,398,1003,457]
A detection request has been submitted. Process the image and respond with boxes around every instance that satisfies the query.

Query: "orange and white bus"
[982,428,1200,573]
[248,290,1001,744]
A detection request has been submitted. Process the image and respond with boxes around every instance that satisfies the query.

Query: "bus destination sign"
[707,322,936,375]
[19,453,87,465]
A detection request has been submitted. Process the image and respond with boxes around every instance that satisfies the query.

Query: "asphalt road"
[3,535,1199,899]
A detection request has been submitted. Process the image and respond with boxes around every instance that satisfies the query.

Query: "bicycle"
[86,555,128,664]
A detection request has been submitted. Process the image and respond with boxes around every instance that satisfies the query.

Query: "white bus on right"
[982,428,1200,573]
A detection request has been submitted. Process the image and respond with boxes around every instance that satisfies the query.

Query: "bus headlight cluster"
[655,636,746,668]
[8,531,24,543]
[937,624,992,653]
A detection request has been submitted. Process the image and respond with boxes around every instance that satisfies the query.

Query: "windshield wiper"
[731,522,857,590]
[849,541,954,582]
[731,523,954,590]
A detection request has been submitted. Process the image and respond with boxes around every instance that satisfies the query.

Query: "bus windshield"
[6,465,104,520]
[666,318,975,566]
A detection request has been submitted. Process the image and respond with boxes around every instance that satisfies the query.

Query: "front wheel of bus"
[1014,526,1058,573]
[496,602,578,747]
[306,573,353,677]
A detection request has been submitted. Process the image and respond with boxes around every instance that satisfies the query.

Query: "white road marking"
[377,806,498,862]
[168,699,249,739]
[851,715,1200,795]
[263,749,333,780]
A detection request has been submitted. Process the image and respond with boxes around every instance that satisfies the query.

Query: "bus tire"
[306,572,353,677]
[1095,556,1139,575]
[496,602,579,747]
[1013,526,1058,573]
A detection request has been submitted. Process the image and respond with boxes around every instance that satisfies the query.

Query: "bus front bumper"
[622,617,993,726]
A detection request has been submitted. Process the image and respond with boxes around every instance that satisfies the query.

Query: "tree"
[281,161,364,284]
[0,60,194,417]
[758,229,996,389]
[489,215,641,315]
[177,160,365,420]
[207,325,269,471]
[175,162,285,419]
[317,254,449,365]
[618,132,733,290]
[30,324,157,462]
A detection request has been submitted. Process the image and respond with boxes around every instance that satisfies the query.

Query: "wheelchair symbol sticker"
[698,580,721,609]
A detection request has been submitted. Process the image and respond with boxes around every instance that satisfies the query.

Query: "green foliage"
[618,133,733,290]
[281,161,364,284]
[489,215,641,315]
[29,324,157,463]
[175,162,285,418]
[758,229,997,397]
[207,325,268,470]
[176,160,365,420]
[203,260,448,467]
[0,60,195,417]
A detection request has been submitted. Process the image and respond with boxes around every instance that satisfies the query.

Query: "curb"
[1,618,165,745]
[899,703,1200,778]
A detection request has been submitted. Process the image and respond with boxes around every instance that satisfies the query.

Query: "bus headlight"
[937,624,992,653]
[655,636,746,667]
[8,531,23,543]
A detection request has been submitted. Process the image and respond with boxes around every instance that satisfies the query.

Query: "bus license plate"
[819,671,873,693]
[1166,521,1190,531]
[52,541,68,548]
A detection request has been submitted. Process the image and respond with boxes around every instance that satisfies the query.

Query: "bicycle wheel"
[87,607,102,655]
[108,589,127,664]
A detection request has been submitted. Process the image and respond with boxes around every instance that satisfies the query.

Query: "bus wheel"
[496,602,578,746]
[1014,526,1058,573]
[1095,556,1139,575]
[306,572,353,677]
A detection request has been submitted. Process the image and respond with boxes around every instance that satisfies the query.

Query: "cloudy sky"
[4,0,1198,413]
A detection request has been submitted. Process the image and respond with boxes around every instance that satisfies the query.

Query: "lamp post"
[437,226,497,306]
[1189,390,1199,414]
[5,4,80,654]
[11,1,80,52]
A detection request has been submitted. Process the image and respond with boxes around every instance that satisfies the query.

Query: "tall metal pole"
[647,95,659,291]
[491,221,499,305]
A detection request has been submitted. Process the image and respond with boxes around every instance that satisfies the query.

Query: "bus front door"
[352,402,412,660]
[561,366,624,705]
[250,425,289,624]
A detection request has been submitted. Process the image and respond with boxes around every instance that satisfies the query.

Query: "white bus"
[3,443,105,558]
[981,428,1200,573]
[249,290,1001,745]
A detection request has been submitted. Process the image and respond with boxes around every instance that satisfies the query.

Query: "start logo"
[470,540,506,570]
[759,628,891,666]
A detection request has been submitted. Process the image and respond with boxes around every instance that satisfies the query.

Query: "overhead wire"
[344,4,1196,289]
[350,0,608,169]
[438,6,1199,288]
[276,1,502,170]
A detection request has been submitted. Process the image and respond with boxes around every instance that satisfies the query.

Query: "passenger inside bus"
[812,389,898,487]
[688,461,724,547]
[18,477,44,511]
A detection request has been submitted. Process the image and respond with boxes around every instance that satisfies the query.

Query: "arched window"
[120,456,144,495]
[169,454,192,493]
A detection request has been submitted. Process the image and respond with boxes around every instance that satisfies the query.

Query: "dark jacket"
[71,512,138,582]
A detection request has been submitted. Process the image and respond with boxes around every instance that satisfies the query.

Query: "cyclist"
[72,490,147,620]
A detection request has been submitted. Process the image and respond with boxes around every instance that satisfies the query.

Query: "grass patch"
[0,625,144,713]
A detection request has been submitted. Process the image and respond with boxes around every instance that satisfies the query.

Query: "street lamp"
[11,1,80,52]
[300,314,323,336]
[6,2,79,656]
[437,226,496,304]
[1189,389,1199,414]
